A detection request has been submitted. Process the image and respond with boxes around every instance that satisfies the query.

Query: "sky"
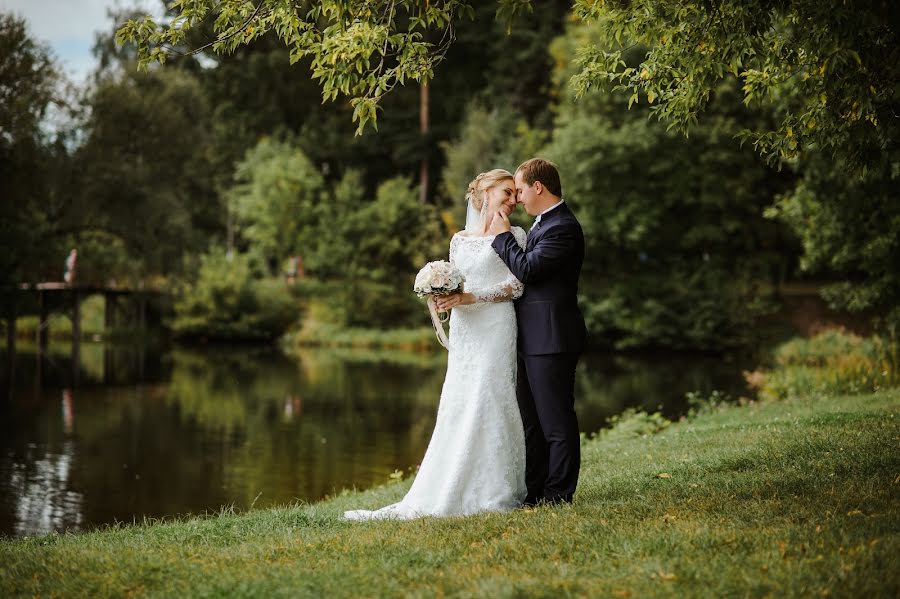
[0,0,162,83]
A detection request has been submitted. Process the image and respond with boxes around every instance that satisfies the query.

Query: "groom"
[489,158,587,506]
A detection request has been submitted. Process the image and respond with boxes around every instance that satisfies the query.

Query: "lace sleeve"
[449,233,460,266]
[471,228,527,303]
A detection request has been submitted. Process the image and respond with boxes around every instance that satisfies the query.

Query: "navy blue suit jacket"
[492,202,587,355]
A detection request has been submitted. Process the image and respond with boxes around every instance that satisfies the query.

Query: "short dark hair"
[516,158,562,197]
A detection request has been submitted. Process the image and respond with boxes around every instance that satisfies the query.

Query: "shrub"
[592,407,672,443]
[171,249,300,342]
[748,329,899,400]
[289,278,424,330]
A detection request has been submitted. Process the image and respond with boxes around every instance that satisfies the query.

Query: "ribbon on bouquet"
[426,296,450,350]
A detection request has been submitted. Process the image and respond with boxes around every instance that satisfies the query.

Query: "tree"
[314,173,447,327]
[0,12,66,289]
[228,136,326,270]
[565,0,898,328]
[541,24,798,349]
[120,1,898,161]
[569,0,899,170]
[766,154,900,329]
[118,0,483,134]
[70,66,219,283]
[439,102,546,229]
[117,2,568,205]
[117,0,899,333]
[170,247,299,341]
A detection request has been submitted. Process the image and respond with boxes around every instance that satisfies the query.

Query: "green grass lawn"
[2,386,897,598]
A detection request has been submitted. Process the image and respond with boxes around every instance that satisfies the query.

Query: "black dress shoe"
[522,495,542,508]
[539,495,573,507]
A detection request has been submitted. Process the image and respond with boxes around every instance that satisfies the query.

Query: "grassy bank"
[289,318,438,352]
[2,383,897,596]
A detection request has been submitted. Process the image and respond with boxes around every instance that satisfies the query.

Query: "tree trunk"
[419,81,430,204]
[71,289,80,387]
[6,308,15,401]
[38,289,48,355]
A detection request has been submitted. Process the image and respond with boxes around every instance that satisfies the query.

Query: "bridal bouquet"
[414,260,464,349]
[414,260,464,298]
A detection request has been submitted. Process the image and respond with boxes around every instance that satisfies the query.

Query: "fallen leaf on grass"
[656,570,677,581]
[612,590,632,598]
[846,509,863,516]
[656,473,671,479]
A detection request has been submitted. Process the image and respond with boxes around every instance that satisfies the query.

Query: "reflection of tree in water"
[296,347,447,371]
[165,348,277,434]
[236,349,446,504]
[38,383,208,532]
[294,348,446,404]
[1,340,169,390]
[0,345,452,536]
[1,343,753,536]
[575,353,751,432]
[10,439,83,536]
[162,346,447,508]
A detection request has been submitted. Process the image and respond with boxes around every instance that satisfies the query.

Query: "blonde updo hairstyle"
[466,168,514,212]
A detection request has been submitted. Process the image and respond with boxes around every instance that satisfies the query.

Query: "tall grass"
[747,329,899,400]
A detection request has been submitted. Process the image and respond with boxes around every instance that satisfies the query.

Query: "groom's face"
[514,171,541,216]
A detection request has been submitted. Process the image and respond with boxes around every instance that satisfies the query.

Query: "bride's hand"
[488,210,511,235]
[434,292,475,312]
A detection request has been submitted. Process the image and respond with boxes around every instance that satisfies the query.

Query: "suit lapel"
[527,203,567,248]
[526,223,540,249]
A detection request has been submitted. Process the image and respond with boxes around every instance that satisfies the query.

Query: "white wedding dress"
[343,226,529,520]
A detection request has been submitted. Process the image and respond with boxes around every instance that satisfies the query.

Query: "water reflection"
[9,438,84,537]
[574,351,752,429]
[0,342,751,538]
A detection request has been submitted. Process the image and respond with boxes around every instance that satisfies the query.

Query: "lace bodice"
[450,227,527,303]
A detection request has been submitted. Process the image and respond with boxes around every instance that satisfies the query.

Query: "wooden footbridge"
[5,282,163,385]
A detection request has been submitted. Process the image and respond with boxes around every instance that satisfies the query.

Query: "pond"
[0,341,754,538]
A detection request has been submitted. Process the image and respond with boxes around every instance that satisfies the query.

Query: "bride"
[343,169,528,520]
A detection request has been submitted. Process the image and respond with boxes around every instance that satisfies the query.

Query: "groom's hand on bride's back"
[488,211,511,235]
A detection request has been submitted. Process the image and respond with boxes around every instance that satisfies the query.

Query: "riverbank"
[288,317,438,351]
[2,380,897,597]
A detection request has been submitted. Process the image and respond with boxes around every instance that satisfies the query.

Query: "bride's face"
[485,179,517,217]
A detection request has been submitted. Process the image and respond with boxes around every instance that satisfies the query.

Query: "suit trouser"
[516,351,581,503]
